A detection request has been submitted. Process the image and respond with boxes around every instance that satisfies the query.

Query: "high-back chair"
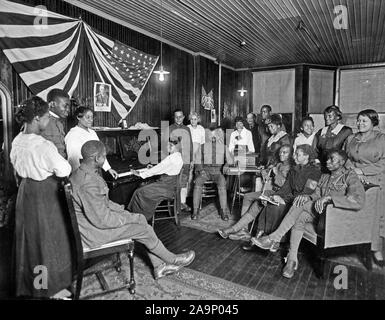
[303,186,377,278]
[62,180,136,299]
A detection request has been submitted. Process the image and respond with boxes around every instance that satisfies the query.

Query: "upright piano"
[95,127,161,205]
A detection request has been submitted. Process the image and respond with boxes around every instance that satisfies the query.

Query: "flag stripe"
[0,13,74,26]
[0,21,79,39]
[0,0,75,20]
[0,1,81,98]
[11,25,82,73]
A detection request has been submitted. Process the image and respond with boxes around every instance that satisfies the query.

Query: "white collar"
[49,111,60,119]
[267,130,287,147]
[297,132,316,140]
[321,123,344,136]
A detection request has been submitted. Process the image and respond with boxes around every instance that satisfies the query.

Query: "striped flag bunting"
[0,0,158,119]
[0,0,83,101]
[84,23,159,120]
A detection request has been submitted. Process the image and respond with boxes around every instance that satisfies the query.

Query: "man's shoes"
[282,260,297,279]
[219,209,229,221]
[181,203,191,212]
[154,263,182,280]
[229,229,251,241]
[251,236,279,252]
[191,209,199,220]
[242,241,255,251]
[173,250,196,267]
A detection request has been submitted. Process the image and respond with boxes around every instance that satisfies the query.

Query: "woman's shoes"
[373,252,385,268]
[282,259,297,279]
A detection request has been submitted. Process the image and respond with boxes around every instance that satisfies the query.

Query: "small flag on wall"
[201,85,214,110]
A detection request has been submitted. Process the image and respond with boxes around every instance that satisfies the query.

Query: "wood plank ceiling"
[65,0,385,69]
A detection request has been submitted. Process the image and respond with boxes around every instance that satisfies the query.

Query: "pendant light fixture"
[153,0,169,82]
[237,71,247,97]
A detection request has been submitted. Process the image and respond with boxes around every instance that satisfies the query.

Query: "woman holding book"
[218,144,292,241]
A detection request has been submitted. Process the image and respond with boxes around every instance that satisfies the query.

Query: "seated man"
[253,149,365,278]
[70,140,195,280]
[218,144,292,241]
[192,125,233,221]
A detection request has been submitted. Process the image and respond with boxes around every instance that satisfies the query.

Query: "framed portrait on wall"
[94,82,112,112]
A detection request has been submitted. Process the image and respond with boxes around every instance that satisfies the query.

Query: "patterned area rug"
[179,202,238,233]
[80,255,280,300]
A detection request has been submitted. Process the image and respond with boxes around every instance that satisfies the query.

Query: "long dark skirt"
[127,175,177,220]
[14,176,73,298]
[257,203,290,235]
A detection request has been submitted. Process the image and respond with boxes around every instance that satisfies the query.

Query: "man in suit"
[246,112,262,154]
[41,88,70,158]
[95,84,109,107]
[168,109,194,212]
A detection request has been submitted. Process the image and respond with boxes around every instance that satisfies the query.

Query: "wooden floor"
[1,218,385,299]
[154,220,385,300]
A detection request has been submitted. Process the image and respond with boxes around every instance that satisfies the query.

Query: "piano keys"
[95,127,160,205]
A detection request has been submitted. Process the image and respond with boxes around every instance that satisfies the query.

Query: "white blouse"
[229,128,255,153]
[139,152,183,179]
[10,133,71,181]
[65,126,111,172]
[187,124,206,145]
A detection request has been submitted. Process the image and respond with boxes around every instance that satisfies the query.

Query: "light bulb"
[159,73,165,82]
[240,91,245,97]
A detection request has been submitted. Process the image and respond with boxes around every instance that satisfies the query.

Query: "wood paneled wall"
[2,0,252,132]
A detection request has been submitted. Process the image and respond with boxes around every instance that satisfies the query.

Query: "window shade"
[340,67,385,113]
[252,69,295,114]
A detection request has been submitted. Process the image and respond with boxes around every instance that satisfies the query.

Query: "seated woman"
[253,150,365,278]
[10,97,73,299]
[344,109,385,267]
[315,105,352,172]
[293,116,317,152]
[64,107,118,178]
[218,144,292,241]
[127,139,183,220]
[260,114,291,168]
[228,116,255,154]
[242,144,322,251]
[192,125,233,221]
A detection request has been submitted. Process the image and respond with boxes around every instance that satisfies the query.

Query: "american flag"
[0,0,83,100]
[84,24,159,120]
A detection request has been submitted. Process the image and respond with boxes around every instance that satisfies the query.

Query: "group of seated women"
[216,106,385,279]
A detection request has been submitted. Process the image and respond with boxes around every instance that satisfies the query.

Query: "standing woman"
[10,97,73,298]
[65,107,118,178]
[260,114,291,168]
[344,109,385,267]
[316,105,352,171]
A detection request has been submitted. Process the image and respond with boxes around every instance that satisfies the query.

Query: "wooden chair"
[199,180,218,209]
[303,186,377,278]
[63,180,136,300]
[152,173,181,227]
